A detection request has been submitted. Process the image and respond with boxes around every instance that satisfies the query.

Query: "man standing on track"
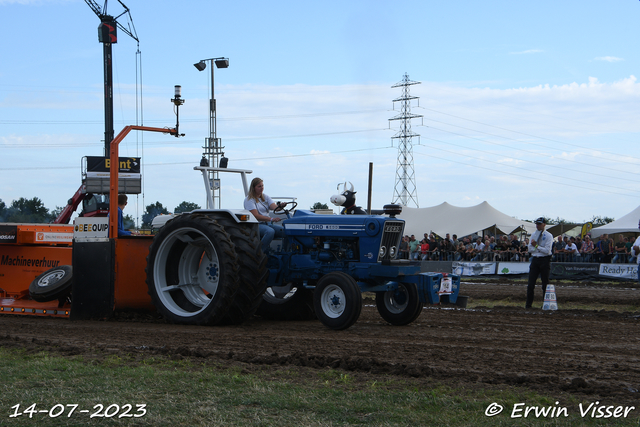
[526,217,554,309]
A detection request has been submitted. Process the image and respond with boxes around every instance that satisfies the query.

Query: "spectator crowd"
[397,232,636,264]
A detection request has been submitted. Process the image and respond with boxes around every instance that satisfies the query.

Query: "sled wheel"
[29,265,73,302]
[145,214,240,325]
[375,282,423,326]
[313,272,362,330]
[212,216,268,325]
[256,283,316,320]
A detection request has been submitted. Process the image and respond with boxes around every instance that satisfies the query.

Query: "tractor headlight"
[379,246,387,258]
[389,246,396,257]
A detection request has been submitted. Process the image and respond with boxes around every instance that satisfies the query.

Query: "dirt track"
[2,280,640,406]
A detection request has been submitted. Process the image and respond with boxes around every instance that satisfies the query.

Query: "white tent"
[398,201,537,239]
[590,206,640,238]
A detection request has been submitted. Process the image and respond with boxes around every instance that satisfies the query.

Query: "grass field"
[1,347,639,427]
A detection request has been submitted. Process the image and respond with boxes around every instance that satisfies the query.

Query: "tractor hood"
[284,210,396,239]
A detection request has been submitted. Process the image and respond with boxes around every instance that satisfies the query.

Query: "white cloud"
[594,56,624,62]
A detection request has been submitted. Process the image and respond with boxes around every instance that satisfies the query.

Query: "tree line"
[0,197,202,228]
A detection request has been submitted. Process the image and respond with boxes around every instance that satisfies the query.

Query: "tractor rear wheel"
[256,283,316,320]
[211,216,268,325]
[29,265,73,302]
[145,214,239,325]
[313,272,362,330]
[375,282,423,325]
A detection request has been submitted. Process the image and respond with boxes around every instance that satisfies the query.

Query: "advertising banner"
[452,262,496,276]
[598,264,638,281]
[0,225,18,244]
[550,263,600,280]
[74,217,109,239]
[497,262,531,275]
[85,156,141,179]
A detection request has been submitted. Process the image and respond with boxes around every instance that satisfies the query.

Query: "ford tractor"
[147,166,460,330]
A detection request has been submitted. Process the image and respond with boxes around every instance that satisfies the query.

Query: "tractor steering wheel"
[274,201,298,214]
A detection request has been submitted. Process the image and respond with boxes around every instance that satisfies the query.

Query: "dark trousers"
[526,256,551,307]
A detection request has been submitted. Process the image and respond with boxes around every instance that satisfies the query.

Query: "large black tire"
[256,283,316,321]
[375,282,423,326]
[313,272,362,330]
[145,214,240,325]
[29,265,73,302]
[212,216,268,325]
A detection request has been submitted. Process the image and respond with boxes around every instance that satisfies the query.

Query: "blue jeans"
[258,223,284,253]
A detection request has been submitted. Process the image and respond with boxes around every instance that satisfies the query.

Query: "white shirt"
[244,194,275,219]
[527,229,553,257]
[565,243,578,255]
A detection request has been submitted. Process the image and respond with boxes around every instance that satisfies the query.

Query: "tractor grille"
[377,220,404,262]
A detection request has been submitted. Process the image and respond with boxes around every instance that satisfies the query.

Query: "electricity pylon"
[389,73,422,207]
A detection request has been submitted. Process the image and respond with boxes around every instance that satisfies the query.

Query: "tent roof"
[546,223,581,238]
[398,201,537,239]
[590,206,640,238]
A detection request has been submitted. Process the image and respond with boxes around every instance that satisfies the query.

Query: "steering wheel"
[274,201,298,213]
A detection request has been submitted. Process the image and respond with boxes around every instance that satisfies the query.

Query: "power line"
[414,139,640,195]
[418,105,640,164]
[0,145,392,171]
[1,128,390,148]
[412,146,640,198]
[422,123,640,178]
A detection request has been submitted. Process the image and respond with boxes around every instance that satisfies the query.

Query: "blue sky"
[2,0,640,227]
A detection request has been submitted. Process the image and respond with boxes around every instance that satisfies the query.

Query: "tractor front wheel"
[375,282,423,325]
[313,272,362,330]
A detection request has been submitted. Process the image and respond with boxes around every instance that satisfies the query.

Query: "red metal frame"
[108,125,177,239]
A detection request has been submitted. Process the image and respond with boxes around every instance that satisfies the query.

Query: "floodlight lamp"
[194,61,207,71]
[214,59,229,69]
[219,156,228,168]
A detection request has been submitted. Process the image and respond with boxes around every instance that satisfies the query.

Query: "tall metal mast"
[389,73,422,208]
[194,57,229,209]
[85,0,139,157]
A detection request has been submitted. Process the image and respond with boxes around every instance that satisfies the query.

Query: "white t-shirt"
[244,194,274,218]
[565,243,578,255]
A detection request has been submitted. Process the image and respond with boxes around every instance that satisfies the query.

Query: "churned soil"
[2,279,640,407]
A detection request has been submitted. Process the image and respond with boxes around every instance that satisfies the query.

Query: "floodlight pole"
[194,57,229,209]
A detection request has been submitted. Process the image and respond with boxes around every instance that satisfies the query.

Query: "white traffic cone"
[542,284,558,311]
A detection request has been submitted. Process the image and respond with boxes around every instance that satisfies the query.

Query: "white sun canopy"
[589,205,640,238]
[397,201,537,239]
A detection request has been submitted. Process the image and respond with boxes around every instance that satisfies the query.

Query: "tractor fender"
[151,209,258,230]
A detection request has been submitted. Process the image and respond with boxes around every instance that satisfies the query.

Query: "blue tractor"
[147,166,460,330]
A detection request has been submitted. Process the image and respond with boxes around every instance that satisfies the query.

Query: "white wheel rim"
[153,227,220,317]
[37,270,66,287]
[320,284,346,318]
